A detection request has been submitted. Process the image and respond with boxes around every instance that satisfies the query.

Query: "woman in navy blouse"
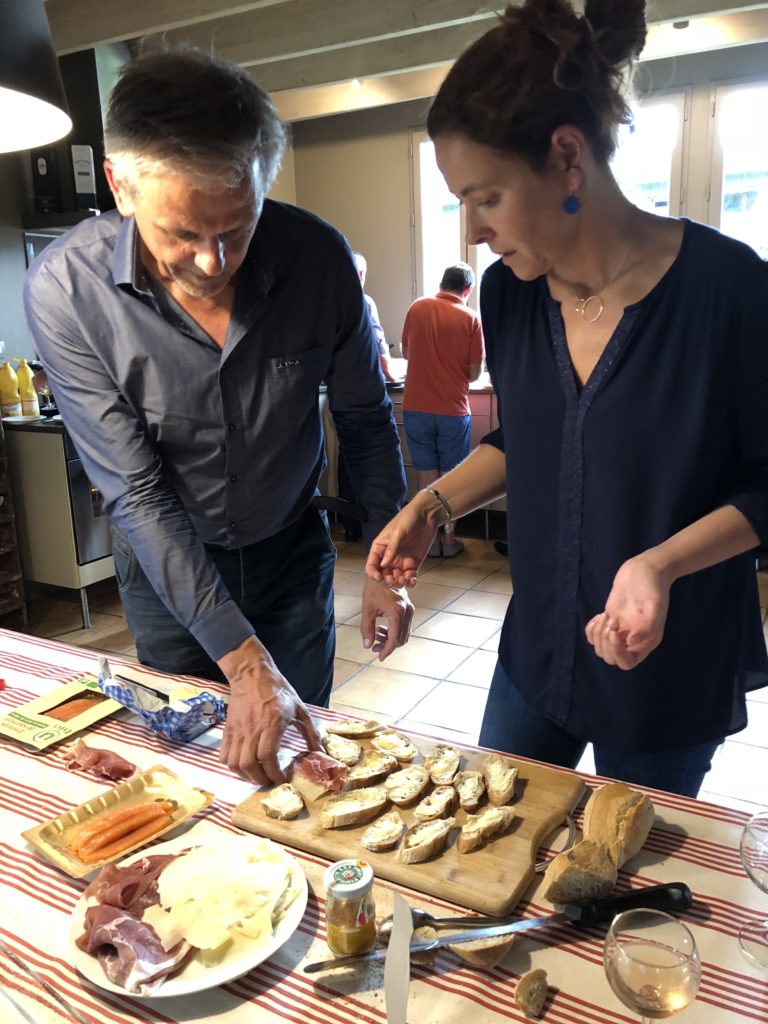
[366,0,768,797]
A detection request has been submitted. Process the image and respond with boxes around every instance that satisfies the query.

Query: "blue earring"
[562,193,581,215]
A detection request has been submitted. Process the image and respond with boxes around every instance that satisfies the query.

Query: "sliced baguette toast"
[322,732,363,767]
[384,765,430,805]
[424,743,461,785]
[325,718,383,738]
[346,748,399,789]
[260,783,304,820]
[398,816,456,864]
[457,804,515,853]
[482,753,519,805]
[454,769,485,811]
[319,786,389,828]
[413,785,457,822]
[361,810,405,852]
[371,730,419,761]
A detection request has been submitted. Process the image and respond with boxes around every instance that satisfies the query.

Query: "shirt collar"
[111,215,153,295]
[437,290,464,305]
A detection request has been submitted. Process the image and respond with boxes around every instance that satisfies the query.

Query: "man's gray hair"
[104,48,287,193]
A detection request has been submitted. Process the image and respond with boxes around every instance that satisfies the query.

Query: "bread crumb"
[515,967,548,1018]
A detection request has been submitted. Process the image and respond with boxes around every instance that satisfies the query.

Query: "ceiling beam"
[157,0,498,66]
[249,20,492,92]
[46,0,292,55]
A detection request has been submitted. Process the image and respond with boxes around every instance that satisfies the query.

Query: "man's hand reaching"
[218,636,321,785]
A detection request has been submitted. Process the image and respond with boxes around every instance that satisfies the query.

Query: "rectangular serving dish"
[22,764,214,878]
[0,676,123,750]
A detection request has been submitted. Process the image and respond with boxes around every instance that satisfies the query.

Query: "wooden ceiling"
[43,1,768,118]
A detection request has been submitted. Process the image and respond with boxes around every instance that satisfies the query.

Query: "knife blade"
[384,892,413,1024]
[303,881,692,974]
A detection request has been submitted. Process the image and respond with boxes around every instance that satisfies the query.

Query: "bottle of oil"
[14,359,40,416]
[0,361,22,418]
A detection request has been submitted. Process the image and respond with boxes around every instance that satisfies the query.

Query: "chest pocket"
[265,349,330,431]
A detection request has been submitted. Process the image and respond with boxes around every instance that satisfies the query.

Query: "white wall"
[292,98,431,355]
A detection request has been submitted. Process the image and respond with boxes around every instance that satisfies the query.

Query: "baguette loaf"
[582,782,655,867]
[541,839,617,904]
[515,967,548,1018]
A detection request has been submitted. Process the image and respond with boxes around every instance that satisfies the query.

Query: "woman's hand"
[365,498,438,588]
[585,554,672,670]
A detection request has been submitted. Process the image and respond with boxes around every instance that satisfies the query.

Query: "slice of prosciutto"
[84,854,179,914]
[63,739,136,781]
[290,750,348,802]
[76,904,191,994]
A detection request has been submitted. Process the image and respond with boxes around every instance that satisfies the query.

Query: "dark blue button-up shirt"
[24,201,406,660]
[481,219,768,751]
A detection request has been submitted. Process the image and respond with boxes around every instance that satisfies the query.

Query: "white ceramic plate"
[68,834,308,998]
[1,415,45,423]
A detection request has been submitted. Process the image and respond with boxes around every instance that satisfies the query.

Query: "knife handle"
[576,882,693,926]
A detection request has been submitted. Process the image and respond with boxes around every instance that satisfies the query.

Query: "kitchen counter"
[1,415,65,435]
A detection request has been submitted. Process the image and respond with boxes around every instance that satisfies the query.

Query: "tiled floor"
[23,530,768,813]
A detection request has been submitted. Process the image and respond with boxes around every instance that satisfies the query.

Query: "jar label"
[332,863,364,886]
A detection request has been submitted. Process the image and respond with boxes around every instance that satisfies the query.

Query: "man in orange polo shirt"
[402,263,484,557]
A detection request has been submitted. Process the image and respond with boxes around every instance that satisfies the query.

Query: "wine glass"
[739,809,768,969]
[604,908,701,1022]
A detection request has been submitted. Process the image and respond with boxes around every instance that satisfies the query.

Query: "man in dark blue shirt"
[24,49,410,784]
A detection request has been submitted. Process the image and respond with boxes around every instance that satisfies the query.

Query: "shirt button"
[229,521,237,529]
[227,423,236,433]
[229,474,237,483]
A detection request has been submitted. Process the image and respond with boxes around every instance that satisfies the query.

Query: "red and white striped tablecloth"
[0,628,766,1024]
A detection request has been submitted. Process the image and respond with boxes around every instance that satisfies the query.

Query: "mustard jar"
[323,858,377,956]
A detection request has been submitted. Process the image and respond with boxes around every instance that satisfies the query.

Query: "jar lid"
[323,859,374,897]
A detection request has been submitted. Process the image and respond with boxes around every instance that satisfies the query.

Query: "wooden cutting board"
[231,737,586,916]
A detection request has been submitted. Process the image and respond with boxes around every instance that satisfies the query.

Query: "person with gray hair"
[24,48,411,785]
[352,252,400,384]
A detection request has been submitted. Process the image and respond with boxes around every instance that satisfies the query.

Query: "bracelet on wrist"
[422,486,453,523]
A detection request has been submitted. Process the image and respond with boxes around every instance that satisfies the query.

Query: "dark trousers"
[111,507,336,708]
[478,659,723,798]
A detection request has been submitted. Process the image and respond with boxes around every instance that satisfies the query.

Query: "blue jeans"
[478,660,723,798]
[403,411,471,473]
[111,506,336,708]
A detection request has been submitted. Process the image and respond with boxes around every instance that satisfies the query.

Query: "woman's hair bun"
[584,0,647,66]
[427,0,647,166]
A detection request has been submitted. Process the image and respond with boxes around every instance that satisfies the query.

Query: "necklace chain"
[569,235,635,325]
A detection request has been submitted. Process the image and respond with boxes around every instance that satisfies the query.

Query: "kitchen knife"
[384,892,413,1024]
[304,881,692,974]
